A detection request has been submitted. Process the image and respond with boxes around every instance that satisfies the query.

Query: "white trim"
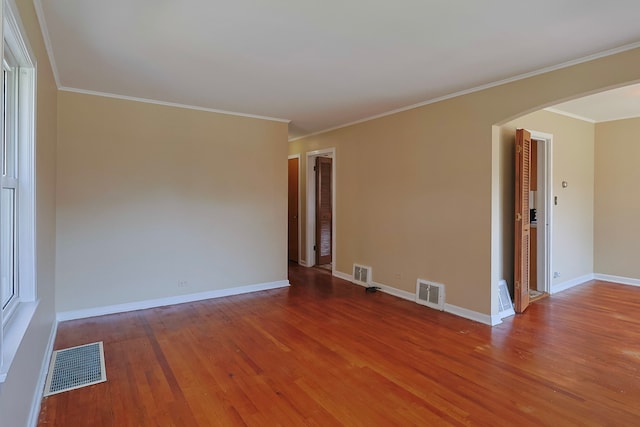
[56,280,290,322]
[59,87,291,124]
[288,41,640,142]
[32,0,61,88]
[372,281,415,302]
[3,0,35,65]
[551,274,594,294]
[543,108,596,123]
[444,303,497,326]
[288,154,302,264]
[17,66,37,301]
[332,270,351,282]
[27,318,57,427]
[298,259,309,267]
[594,274,640,288]
[530,131,553,296]
[305,148,336,270]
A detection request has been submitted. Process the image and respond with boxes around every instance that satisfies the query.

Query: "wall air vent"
[352,264,372,286]
[498,279,515,319]
[416,279,445,311]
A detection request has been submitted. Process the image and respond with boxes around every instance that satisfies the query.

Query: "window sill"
[0,300,39,383]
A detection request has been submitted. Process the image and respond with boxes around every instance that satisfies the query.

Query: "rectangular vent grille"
[498,279,515,319]
[44,342,107,396]
[352,264,372,286]
[416,279,445,310]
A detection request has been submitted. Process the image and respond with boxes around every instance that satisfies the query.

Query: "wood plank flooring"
[38,265,640,426]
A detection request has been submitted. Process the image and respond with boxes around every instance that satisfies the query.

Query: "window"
[2,44,19,317]
[0,0,37,382]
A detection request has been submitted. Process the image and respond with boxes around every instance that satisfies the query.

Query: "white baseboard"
[57,280,290,322]
[332,270,351,281]
[334,270,493,325]
[444,304,496,326]
[28,318,58,427]
[594,273,640,287]
[298,259,309,267]
[334,270,414,300]
[551,274,594,294]
[371,281,415,302]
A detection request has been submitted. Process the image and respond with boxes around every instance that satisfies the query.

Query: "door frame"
[530,130,553,295]
[306,148,336,271]
[288,154,301,264]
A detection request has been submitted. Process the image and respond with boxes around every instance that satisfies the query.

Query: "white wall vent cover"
[498,279,515,319]
[352,264,372,286]
[416,279,445,311]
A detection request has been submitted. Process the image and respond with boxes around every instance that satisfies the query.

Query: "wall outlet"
[177,280,188,288]
[553,272,560,278]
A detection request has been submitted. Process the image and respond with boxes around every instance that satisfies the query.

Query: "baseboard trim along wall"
[28,319,58,427]
[334,270,494,326]
[57,280,290,322]
[444,304,497,326]
[594,273,640,288]
[550,274,595,294]
[332,270,351,282]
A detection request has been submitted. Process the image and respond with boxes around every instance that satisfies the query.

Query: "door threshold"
[529,289,548,303]
[315,263,332,272]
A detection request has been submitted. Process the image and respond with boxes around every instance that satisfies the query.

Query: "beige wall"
[56,92,288,312]
[0,0,58,426]
[500,110,595,293]
[594,118,640,279]
[290,48,640,318]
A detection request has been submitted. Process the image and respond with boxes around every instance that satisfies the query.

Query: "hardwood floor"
[38,265,640,426]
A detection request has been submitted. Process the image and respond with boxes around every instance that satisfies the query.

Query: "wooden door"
[315,157,332,265]
[288,158,299,262]
[514,129,531,313]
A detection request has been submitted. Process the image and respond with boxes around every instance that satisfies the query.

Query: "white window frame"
[3,42,20,318]
[0,0,37,383]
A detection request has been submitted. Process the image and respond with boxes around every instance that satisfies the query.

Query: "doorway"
[514,129,553,312]
[315,156,332,266]
[530,131,553,298]
[306,148,336,271]
[288,155,300,263]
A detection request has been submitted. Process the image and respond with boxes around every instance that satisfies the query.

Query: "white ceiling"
[34,0,640,139]
[548,83,640,123]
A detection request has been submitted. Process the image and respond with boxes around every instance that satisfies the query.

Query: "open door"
[514,129,531,313]
[315,156,332,265]
[288,157,299,262]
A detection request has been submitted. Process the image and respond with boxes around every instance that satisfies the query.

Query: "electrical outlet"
[177,280,188,288]
[553,272,560,279]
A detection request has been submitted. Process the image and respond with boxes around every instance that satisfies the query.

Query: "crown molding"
[60,87,291,123]
[289,41,640,142]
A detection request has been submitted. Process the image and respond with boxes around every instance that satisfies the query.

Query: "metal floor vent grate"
[44,341,107,396]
